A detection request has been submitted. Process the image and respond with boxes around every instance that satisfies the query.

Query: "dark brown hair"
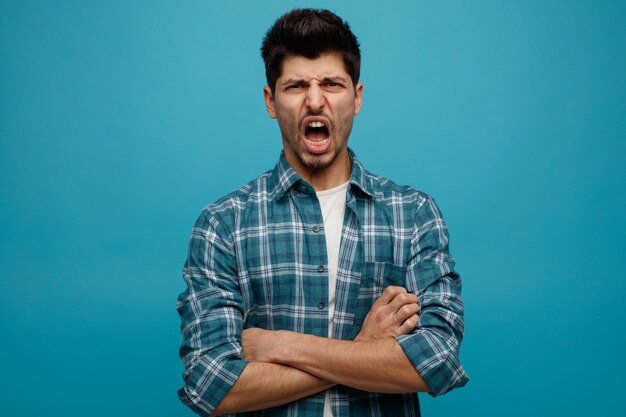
[261,8,361,93]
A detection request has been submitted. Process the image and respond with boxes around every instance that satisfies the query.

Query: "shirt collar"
[348,148,377,200]
[270,148,377,201]
[270,151,303,201]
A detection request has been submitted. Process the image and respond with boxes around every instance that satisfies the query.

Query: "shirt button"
[300,185,307,192]
[312,225,320,233]
[317,265,325,273]
[317,302,325,309]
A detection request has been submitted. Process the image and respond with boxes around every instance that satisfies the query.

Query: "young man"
[177,9,468,417]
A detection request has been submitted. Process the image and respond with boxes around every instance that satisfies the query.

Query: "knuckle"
[397,293,410,303]
[386,285,404,293]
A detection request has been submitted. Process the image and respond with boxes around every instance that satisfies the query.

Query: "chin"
[300,150,338,170]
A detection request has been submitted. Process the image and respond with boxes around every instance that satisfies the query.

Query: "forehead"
[279,53,349,81]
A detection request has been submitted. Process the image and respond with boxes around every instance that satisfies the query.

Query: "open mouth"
[304,120,330,148]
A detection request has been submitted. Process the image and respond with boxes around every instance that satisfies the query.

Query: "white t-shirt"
[316,180,349,417]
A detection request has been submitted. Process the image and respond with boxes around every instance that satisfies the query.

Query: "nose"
[305,83,325,112]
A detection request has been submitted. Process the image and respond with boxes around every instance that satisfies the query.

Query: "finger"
[393,302,420,325]
[377,285,407,305]
[397,314,419,335]
[387,291,418,313]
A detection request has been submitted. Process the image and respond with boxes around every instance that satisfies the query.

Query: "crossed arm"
[212,286,428,416]
[179,201,468,416]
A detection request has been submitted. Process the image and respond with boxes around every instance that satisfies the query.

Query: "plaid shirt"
[177,149,468,417]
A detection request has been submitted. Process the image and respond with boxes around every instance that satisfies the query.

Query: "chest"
[234,191,413,337]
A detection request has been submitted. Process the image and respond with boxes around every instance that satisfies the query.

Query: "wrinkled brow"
[281,76,349,86]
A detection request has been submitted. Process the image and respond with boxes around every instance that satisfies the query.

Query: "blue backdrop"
[1,1,625,416]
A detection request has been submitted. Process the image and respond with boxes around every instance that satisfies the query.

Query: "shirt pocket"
[352,261,407,336]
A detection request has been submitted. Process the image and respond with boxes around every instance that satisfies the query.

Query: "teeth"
[307,121,325,128]
[304,137,329,146]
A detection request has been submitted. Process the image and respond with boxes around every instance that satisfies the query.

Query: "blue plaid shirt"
[177,149,468,416]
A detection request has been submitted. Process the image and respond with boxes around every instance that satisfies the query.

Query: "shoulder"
[356,163,448,229]
[195,168,275,231]
[362,166,434,212]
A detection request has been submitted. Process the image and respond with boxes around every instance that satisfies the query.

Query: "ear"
[354,82,363,115]
[264,86,277,119]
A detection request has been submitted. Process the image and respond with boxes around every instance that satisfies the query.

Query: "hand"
[242,328,293,363]
[355,286,420,342]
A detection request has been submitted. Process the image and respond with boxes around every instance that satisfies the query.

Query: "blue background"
[1,1,625,416]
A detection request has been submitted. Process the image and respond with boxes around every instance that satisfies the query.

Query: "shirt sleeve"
[396,196,469,396]
[176,207,248,416]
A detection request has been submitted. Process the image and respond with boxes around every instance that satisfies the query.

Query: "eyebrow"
[322,76,349,84]
[281,76,349,86]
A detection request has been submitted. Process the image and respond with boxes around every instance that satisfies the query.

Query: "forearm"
[212,361,334,416]
[268,332,430,393]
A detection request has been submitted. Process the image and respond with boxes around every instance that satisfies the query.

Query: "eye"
[323,81,343,89]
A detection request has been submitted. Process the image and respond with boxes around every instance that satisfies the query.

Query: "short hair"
[261,8,361,93]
